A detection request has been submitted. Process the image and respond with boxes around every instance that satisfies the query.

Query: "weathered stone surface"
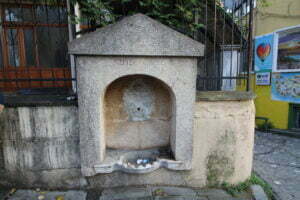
[0,168,85,189]
[254,131,300,200]
[153,197,204,200]
[194,100,255,184]
[4,187,251,200]
[196,189,232,198]
[250,185,268,200]
[196,91,256,102]
[0,106,80,171]
[100,187,152,200]
[69,14,204,57]
[151,187,197,197]
[76,56,197,176]
[105,76,172,150]
[8,190,87,200]
[0,99,255,188]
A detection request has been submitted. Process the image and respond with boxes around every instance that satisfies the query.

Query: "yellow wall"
[253,79,289,129]
[252,0,300,129]
[254,0,300,36]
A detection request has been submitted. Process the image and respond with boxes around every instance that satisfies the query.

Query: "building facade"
[252,0,300,130]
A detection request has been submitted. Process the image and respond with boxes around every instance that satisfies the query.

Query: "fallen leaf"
[56,195,65,200]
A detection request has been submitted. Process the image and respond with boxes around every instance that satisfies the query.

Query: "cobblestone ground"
[0,187,249,200]
[254,131,300,200]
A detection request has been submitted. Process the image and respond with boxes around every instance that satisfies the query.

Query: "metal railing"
[0,0,254,95]
[196,0,254,91]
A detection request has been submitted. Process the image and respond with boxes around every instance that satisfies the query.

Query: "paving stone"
[100,187,152,200]
[207,198,245,200]
[0,189,10,199]
[8,190,87,200]
[151,187,197,197]
[100,197,152,200]
[153,197,207,200]
[121,197,153,200]
[254,131,300,200]
[196,189,232,199]
[250,185,268,200]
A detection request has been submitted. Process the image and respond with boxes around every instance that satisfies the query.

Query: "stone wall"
[0,106,85,189]
[194,98,255,185]
[0,94,255,189]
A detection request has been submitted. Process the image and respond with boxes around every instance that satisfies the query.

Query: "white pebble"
[38,195,45,200]
[145,164,152,168]
[274,181,281,185]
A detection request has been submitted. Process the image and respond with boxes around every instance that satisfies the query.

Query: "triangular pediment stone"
[69,14,204,57]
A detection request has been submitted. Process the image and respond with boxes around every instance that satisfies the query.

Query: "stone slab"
[153,197,206,200]
[100,187,152,200]
[8,190,87,200]
[250,185,268,200]
[69,14,204,57]
[196,189,232,199]
[196,91,255,101]
[151,187,197,197]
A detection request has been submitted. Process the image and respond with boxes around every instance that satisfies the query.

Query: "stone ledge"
[3,94,77,107]
[196,91,256,102]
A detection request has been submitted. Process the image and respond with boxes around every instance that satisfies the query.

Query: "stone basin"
[94,149,191,174]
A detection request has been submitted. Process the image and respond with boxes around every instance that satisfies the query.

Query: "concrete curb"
[256,129,300,139]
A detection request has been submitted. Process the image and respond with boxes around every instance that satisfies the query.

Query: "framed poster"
[273,25,300,72]
[272,73,300,103]
[256,72,271,85]
[255,34,274,72]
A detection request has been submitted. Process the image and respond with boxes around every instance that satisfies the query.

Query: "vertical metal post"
[213,0,217,90]
[246,0,254,91]
[67,0,77,93]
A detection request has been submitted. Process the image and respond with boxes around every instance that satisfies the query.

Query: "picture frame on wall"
[254,34,275,72]
[273,25,300,73]
[256,72,271,86]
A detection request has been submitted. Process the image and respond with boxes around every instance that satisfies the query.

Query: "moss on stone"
[206,152,235,186]
[220,130,236,145]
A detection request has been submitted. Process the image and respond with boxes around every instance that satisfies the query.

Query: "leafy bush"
[257,121,275,131]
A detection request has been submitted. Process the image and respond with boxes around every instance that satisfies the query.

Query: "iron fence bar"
[247,0,254,91]
[204,0,208,90]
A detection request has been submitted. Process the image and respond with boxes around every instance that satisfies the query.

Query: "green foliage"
[67,0,212,37]
[257,0,271,8]
[257,121,275,131]
[221,173,275,199]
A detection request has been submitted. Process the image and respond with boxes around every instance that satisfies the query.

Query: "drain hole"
[137,107,141,111]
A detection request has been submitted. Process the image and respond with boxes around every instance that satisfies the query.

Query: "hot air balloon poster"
[255,34,274,72]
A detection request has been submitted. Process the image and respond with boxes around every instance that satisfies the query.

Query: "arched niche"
[104,75,176,150]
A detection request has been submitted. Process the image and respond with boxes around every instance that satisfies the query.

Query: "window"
[2,4,69,68]
[222,0,256,17]
[0,2,71,91]
[220,46,241,91]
